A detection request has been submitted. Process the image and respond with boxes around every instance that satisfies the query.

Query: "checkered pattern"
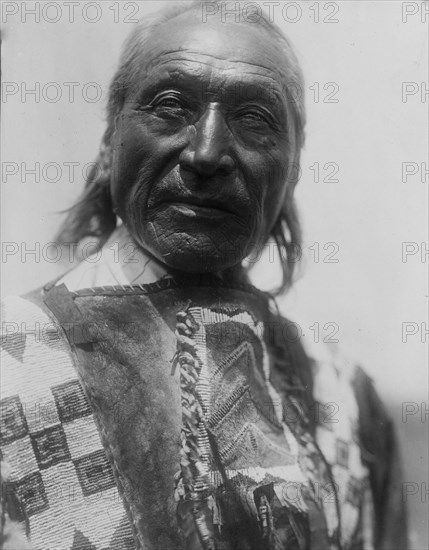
[1,296,137,550]
[310,349,375,548]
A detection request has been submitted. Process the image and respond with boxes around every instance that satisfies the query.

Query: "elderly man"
[1,2,407,550]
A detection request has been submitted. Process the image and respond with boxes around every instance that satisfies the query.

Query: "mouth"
[154,197,239,219]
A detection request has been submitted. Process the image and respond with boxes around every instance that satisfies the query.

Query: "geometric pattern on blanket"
[0,295,137,550]
[1,292,375,550]
[183,306,374,550]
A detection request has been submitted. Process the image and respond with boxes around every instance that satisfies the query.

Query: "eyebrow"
[134,66,288,114]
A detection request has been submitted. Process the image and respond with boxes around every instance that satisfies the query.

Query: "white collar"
[57,225,168,291]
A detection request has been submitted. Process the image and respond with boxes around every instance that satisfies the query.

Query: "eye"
[237,107,271,126]
[148,92,192,122]
[150,92,189,114]
[154,96,184,109]
[242,111,265,121]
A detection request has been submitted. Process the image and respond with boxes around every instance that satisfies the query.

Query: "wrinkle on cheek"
[260,136,277,148]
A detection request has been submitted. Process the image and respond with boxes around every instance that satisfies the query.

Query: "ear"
[286,151,301,190]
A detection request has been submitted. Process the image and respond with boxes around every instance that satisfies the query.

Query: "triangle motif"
[0,332,27,363]
[71,528,97,550]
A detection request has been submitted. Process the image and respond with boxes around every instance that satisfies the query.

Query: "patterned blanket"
[0,279,407,549]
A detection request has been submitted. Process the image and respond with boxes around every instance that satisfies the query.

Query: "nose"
[179,105,235,177]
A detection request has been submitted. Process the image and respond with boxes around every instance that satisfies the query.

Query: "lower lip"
[164,203,233,219]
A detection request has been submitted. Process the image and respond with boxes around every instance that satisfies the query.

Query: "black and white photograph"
[1,1,427,549]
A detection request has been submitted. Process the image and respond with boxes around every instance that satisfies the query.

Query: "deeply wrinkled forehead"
[135,11,294,91]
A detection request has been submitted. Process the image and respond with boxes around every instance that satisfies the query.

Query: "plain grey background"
[1,1,428,547]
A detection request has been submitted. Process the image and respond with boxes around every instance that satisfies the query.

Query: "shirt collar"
[57,224,169,291]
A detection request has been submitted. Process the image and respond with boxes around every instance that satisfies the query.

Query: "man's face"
[111,13,296,273]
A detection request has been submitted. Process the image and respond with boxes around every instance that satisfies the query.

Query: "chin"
[149,238,248,274]
[131,223,251,274]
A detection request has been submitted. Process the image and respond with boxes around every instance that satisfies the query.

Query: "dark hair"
[56,0,306,294]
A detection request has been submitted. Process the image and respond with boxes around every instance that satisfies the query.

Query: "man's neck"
[57,224,247,292]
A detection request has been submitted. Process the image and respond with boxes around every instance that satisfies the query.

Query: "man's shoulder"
[269,309,365,386]
[275,311,395,442]
[269,309,386,428]
[2,289,48,330]
[1,288,74,393]
[1,282,60,328]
